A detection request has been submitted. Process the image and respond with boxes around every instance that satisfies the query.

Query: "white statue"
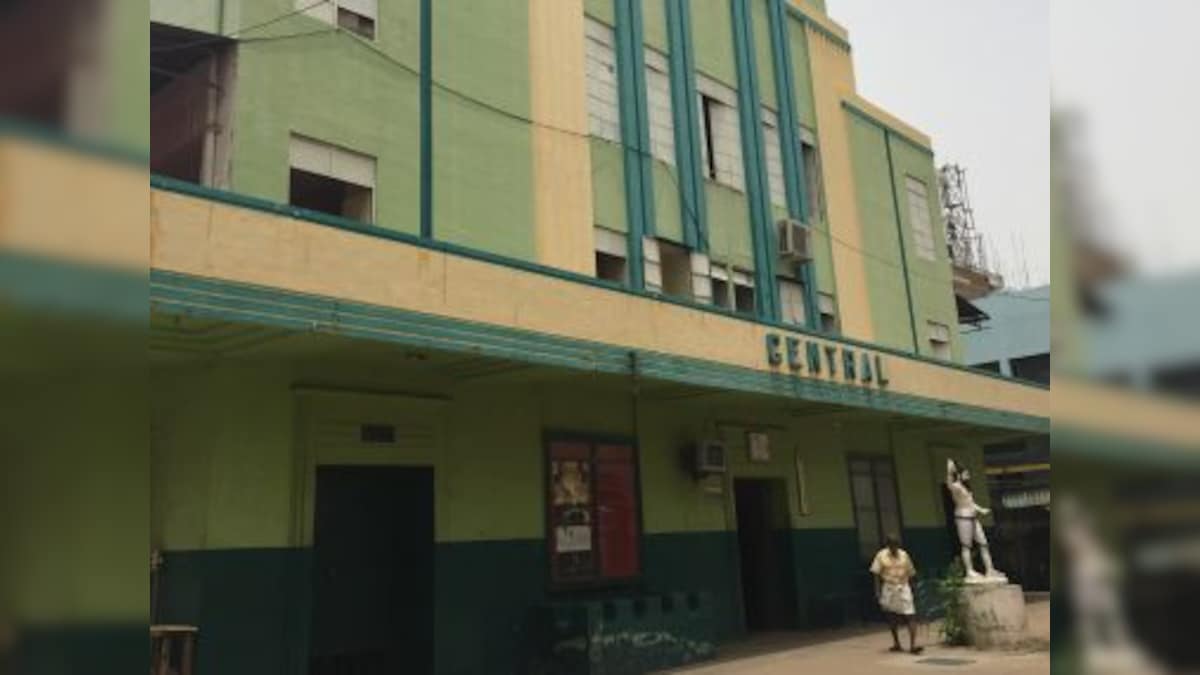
[946,459,1006,583]
[1058,496,1163,675]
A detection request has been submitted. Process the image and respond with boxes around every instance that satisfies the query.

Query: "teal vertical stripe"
[730,0,779,320]
[666,0,708,252]
[419,0,433,239]
[883,131,921,352]
[615,0,654,288]
[766,0,820,329]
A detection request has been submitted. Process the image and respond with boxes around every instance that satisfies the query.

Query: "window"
[733,269,756,314]
[696,75,744,190]
[800,127,824,223]
[594,227,627,284]
[762,109,786,208]
[974,361,1002,374]
[548,438,641,586]
[710,263,754,314]
[779,278,807,326]
[585,19,621,143]
[644,49,675,166]
[644,238,690,298]
[299,0,376,40]
[818,292,839,333]
[1010,353,1051,385]
[927,320,952,360]
[905,176,937,261]
[849,457,903,561]
[288,134,376,223]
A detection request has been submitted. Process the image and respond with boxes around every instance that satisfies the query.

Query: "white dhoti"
[879,581,915,616]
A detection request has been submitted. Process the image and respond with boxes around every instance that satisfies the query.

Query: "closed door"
[310,466,434,675]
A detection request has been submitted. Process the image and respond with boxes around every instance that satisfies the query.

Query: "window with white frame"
[594,227,628,284]
[762,108,786,208]
[818,292,839,333]
[800,127,824,223]
[779,278,807,326]
[711,262,755,314]
[927,320,952,360]
[905,176,937,262]
[288,134,376,223]
[299,0,376,40]
[585,19,621,143]
[696,75,744,191]
[644,49,675,166]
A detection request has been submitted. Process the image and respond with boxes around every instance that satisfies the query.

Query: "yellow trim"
[985,463,1050,476]
[844,94,933,150]
[529,0,596,275]
[805,23,875,343]
[1053,377,1200,449]
[151,188,1050,421]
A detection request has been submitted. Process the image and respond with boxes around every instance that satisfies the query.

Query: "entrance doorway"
[734,479,797,632]
[310,466,434,675]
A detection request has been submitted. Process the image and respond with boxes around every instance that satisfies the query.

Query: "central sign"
[764,333,890,387]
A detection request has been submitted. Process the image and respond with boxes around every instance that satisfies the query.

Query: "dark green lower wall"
[157,528,950,675]
[157,548,313,675]
[434,539,545,675]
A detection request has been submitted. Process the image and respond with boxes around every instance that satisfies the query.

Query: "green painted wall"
[886,137,963,360]
[652,162,686,244]
[431,0,535,260]
[228,10,422,234]
[846,110,963,359]
[591,139,629,233]
[847,114,914,352]
[750,0,778,109]
[706,184,756,270]
[787,17,818,129]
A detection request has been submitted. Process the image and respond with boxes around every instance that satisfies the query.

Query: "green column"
[614,0,656,289]
[666,0,708,252]
[766,0,820,329]
[419,0,433,239]
[730,0,779,320]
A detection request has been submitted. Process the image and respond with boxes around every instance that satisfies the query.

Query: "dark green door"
[310,466,434,675]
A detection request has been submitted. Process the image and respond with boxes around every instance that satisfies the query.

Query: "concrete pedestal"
[960,583,1027,649]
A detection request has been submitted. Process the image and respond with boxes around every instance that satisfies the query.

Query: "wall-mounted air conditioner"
[777,218,813,263]
[688,440,727,477]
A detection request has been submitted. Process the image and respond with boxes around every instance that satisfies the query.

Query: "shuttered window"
[585,19,621,144]
[905,176,937,261]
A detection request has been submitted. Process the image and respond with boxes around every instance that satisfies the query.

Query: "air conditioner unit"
[689,440,728,476]
[777,218,813,263]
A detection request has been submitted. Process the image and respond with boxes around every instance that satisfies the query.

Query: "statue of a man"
[946,459,1006,582]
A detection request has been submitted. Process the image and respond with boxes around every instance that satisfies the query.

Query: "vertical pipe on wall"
[419,0,433,239]
[883,131,921,353]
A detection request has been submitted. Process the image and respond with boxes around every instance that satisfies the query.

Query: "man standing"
[869,534,924,655]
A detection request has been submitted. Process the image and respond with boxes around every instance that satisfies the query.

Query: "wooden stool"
[150,624,197,675]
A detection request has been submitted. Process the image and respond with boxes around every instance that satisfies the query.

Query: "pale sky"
[830,0,1050,288]
[1049,0,1200,278]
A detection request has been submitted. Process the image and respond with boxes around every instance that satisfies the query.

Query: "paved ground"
[660,597,1050,675]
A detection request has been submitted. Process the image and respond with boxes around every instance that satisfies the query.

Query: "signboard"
[764,333,890,387]
[747,432,770,463]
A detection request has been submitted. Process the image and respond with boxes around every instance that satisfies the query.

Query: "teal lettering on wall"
[786,337,802,371]
[764,333,890,389]
[860,352,874,384]
[766,333,783,366]
[806,341,822,374]
[842,349,857,381]
[824,345,839,378]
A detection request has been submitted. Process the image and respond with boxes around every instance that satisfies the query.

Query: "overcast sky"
[1049,0,1200,278]
[831,0,1050,288]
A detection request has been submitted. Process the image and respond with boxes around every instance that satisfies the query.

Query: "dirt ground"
[659,596,1051,675]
